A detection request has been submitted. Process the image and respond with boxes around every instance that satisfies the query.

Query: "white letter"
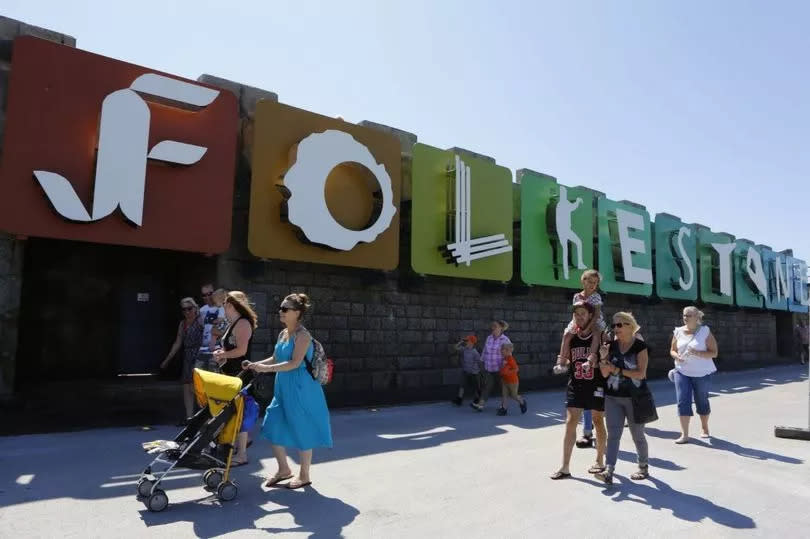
[616,209,652,284]
[675,226,694,290]
[285,130,396,251]
[710,242,737,297]
[745,246,768,297]
[774,256,791,302]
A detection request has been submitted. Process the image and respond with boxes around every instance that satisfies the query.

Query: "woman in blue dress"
[243,292,332,489]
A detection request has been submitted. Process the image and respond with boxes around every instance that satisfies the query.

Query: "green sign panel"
[762,247,791,311]
[519,170,594,288]
[696,226,736,305]
[596,198,653,296]
[788,256,809,313]
[653,213,697,301]
[411,143,513,281]
[733,239,766,308]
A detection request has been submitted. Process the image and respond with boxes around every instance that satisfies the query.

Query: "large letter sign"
[519,170,595,288]
[411,144,513,281]
[597,198,653,296]
[35,74,218,226]
[0,37,238,253]
[697,226,736,305]
[733,239,766,308]
[654,214,697,301]
[248,101,402,270]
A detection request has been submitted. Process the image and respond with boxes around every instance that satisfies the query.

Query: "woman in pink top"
[472,320,511,412]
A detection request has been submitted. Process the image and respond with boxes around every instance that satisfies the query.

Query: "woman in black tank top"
[220,317,253,377]
[212,291,258,466]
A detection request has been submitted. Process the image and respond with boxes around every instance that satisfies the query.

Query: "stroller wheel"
[136,478,155,498]
[146,489,169,512]
[216,481,238,502]
[203,469,223,490]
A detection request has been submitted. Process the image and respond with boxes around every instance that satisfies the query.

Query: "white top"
[673,325,716,378]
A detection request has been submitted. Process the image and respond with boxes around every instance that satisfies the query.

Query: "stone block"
[358,120,417,154]
[196,74,278,116]
[351,330,365,343]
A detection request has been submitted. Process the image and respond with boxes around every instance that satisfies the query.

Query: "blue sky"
[5,1,808,262]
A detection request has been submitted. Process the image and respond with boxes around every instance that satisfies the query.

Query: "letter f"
[34,74,219,226]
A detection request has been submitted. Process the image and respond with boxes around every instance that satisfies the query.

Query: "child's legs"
[506,382,521,403]
[582,409,593,433]
[558,330,574,359]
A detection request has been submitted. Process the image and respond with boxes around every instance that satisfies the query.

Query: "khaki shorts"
[502,382,519,399]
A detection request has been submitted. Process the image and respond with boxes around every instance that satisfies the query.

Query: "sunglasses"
[279,306,296,313]
[612,322,629,328]
[201,292,213,297]
[182,306,195,312]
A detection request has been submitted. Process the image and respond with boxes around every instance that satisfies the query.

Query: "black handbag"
[631,383,659,424]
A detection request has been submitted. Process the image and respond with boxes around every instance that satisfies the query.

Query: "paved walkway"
[1,365,808,538]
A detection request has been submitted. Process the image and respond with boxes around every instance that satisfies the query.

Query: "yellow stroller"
[137,368,249,512]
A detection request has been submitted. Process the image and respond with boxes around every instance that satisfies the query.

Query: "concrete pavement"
[1,364,808,538]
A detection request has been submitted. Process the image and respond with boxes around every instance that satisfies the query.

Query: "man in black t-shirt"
[551,302,607,480]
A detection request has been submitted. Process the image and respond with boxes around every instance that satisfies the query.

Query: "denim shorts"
[674,371,712,416]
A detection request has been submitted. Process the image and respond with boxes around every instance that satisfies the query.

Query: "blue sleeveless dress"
[260,336,333,450]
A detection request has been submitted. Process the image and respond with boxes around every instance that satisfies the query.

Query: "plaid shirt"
[482,334,511,372]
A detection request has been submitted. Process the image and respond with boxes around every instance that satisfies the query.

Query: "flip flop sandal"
[588,465,606,474]
[286,480,312,489]
[630,468,649,480]
[230,460,248,468]
[550,471,571,480]
[264,473,293,487]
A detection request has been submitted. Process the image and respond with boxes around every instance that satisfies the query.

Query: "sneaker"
[470,402,483,412]
[576,433,594,449]
[496,407,507,416]
[451,397,462,406]
[520,398,528,414]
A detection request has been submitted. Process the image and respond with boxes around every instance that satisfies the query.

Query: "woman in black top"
[212,291,257,466]
[596,311,650,485]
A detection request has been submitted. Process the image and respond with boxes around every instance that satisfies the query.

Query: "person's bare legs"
[699,414,710,437]
[555,408,583,475]
[676,416,690,443]
[264,444,293,485]
[592,410,606,468]
[182,384,194,419]
[289,449,313,488]
[232,432,249,464]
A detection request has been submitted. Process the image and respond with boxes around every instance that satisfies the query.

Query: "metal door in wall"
[118,274,171,375]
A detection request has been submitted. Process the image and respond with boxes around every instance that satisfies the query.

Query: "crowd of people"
[159,267,728,489]
[160,285,332,490]
[449,269,721,485]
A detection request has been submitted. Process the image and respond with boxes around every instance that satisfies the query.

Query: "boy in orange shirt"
[497,343,528,416]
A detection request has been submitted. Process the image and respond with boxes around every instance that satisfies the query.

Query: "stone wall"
[0,17,76,397]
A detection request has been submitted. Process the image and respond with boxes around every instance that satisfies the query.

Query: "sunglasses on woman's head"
[612,322,628,328]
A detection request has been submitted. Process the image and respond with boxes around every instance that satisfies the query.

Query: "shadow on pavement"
[644,428,803,464]
[0,365,804,514]
[600,476,756,529]
[138,483,359,537]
